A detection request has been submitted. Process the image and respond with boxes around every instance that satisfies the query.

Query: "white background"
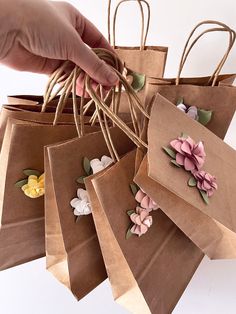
[0,0,236,313]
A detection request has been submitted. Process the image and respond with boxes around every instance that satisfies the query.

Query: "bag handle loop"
[108,0,150,50]
[42,49,148,156]
[176,21,236,86]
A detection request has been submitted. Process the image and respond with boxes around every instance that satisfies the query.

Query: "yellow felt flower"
[21,174,45,199]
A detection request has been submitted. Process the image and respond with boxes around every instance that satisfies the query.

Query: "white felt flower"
[177,103,187,112]
[70,188,91,216]
[177,103,198,120]
[90,155,113,174]
[187,106,198,120]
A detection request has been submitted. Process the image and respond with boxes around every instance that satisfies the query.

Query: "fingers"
[64,4,118,86]
[68,31,118,86]
[78,14,114,53]
[76,72,111,98]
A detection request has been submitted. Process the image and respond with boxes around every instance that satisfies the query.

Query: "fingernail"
[107,70,118,85]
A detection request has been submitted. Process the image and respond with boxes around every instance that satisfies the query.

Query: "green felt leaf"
[197,109,213,126]
[162,147,176,159]
[23,169,41,177]
[15,179,28,188]
[176,97,184,105]
[188,177,197,187]
[126,227,133,240]
[170,160,181,167]
[180,132,188,139]
[127,69,146,92]
[130,183,138,196]
[76,176,86,185]
[83,157,91,176]
[127,210,135,216]
[199,190,209,205]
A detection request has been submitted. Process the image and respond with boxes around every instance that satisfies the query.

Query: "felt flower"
[130,207,153,237]
[177,100,198,120]
[170,136,206,171]
[21,174,45,199]
[135,189,159,211]
[70,188,91,216]
[90,155,113,174]
[192,170,217,197]
[177,103,199,120]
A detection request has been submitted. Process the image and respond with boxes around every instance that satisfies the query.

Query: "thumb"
[68,34,119,86]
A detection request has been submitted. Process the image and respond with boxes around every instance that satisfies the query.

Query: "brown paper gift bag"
[0,97,94,150]
[144,94,236,260]
[45,127,134,300]
[0,117,84,270]
[107,0,168,112]
[144,21,236,139]
[7,95,44,106]
[108,0,168,77]
[86,150,203,314]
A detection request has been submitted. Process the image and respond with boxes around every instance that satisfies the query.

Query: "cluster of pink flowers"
[129,189,159,237]
[170,136,206,171]
[170,135,217,199]
[192,170,217,197]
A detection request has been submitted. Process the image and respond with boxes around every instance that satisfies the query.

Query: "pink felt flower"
[170,136,206,171]
[135,189,159,211]
[192,170,217,197]
[130,207,153,237]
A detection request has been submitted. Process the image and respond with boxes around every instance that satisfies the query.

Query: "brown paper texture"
[0,119,80,270]
[45,127,134,299]
[144,74,236,139]
[91,151,202,314]
[147,94,236,259]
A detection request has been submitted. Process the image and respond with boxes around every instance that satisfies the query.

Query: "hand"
[0,0,118,92]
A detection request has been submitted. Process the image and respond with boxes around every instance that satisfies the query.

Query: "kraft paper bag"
[0,101,93,151]
[89,150,203,314]
[144,74,236,140]
[7,94,85,109]
[0,119,82,270]
[7,95,44,106]
[144,21,236,139]
[108,0,168,77]
[108,0,168,112]
[45,127,134,300]
[145,94,236,259]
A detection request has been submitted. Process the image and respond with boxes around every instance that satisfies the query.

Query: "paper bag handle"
[41,62,88,137]
[108,0,150,50]
[83,49,149,151]
[42,49,148,158]
[176,21,236,86]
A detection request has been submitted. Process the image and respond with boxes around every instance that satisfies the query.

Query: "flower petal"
[140,224,148,235]
[170,139,183,153]
[187,106,198,120]
[193,141,206,157]
[140,195,151,209]
[184,157,195,171]
[135,190,145,203]
[90,159,104,174]
[177,104,187,112]
[176,153,185,166]
[77,188,88,200]
[21,184,29,192]
[101,155,113,168]
[70,198,80,208]
[39,173,45,182]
